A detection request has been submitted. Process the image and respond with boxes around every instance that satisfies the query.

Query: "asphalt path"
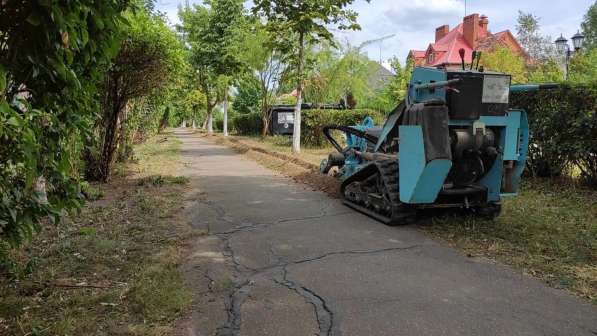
[175,129,597,336]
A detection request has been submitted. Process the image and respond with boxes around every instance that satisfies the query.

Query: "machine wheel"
[342,159,416,226]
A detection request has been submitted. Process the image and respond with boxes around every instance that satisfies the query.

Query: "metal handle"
[414,78,462,91]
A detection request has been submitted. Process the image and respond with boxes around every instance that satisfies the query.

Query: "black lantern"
[555,31,585,80]
[571,31,585,51]
[555,35,569,53]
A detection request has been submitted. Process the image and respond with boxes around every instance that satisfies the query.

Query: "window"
[427,53,434,64]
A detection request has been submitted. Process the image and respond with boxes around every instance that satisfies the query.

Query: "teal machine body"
[320,65,550,224]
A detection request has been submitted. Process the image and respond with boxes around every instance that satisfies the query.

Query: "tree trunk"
[97,98,124,182]
[207,104,213,135]
[223,86,229,136]
[262,115,270,137]
[292,32,305,154]
[116,104,129,162]
[261,90,270,137]
[205,85,214,135]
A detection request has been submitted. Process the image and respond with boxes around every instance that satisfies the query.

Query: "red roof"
[409,50,426,58]
[409,14,525,67]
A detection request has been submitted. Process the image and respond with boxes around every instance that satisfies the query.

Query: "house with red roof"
[408,14,527,68]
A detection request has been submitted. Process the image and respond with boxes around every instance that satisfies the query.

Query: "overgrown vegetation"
[0,133,192,335]
[86,7,186,182]
[0,0,131,251]
[511,85,597,184]
[232,108,385,146]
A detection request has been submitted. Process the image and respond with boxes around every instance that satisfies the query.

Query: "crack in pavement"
[216,279,251,336]
[274,266,337,336]
[261,245,423,336]
[197,197,350,237]
[192,193,421,336]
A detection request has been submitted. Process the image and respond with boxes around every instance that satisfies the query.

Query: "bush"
[0,1,130,248]
[302,109,385,147]
[510,84,597,185]
[214,113,224,131]
[232,112,263,135]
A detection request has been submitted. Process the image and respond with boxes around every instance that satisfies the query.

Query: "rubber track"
[341,159,416,226]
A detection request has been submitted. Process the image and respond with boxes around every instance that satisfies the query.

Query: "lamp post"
[555,31,585,80]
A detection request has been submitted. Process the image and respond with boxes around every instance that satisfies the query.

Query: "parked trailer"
[269,103,346,135]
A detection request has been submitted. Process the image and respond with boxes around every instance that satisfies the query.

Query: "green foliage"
[233,112,264,135]
[253,0,366,43]
[516,11,557,60]
[581,1,597,50]
[236,21,287,135]
[527,58,564,83]
[174,88,207,126]
[302,108,384,146]
[253,0,367,151]
[178,0,247,133]
[0,1,130,247]
[233,75,262,114]
[365,57,412,113]
[511,84,597,185]
[569,47,597,84]
[481,47,529,83]
[303,43,387,108]
[88,7,187,181]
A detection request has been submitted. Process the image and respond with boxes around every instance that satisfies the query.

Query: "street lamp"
[555,31,585,80]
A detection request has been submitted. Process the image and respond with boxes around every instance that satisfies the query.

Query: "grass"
[0,131,192,335]
[224,134,597,303]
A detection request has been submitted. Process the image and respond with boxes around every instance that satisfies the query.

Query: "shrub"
[510,84,597,185]
[214,114,224,131]
[0,1,130,248]
[232,112,263,135]
[302,109,385,147]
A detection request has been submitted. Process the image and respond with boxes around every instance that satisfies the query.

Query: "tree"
[383,57,412,101]
[253,0,368,153]
[0,1,131,247]
[516,11,555,60]
[581,1,597,50]
[568,47,597,83]
[515,11,564,82]
[237,23,288,136]
[178,0,246,136]
[87,8,185,182]
[232,75,262,114]
[481,47,528,83]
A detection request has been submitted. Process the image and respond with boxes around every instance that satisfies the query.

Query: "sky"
[156,0,594,66]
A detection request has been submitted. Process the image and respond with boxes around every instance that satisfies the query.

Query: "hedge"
[510,84,597,185]
[302,109,385,147]
[231,109,385,143]
[232,112,263,135]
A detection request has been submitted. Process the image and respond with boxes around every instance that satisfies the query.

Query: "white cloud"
[158,0,593,63]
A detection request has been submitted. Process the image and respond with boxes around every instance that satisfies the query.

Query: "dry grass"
[211,134,340,196]
[0,131,193,335]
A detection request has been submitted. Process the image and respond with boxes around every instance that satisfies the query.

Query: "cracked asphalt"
[174,129,597,336]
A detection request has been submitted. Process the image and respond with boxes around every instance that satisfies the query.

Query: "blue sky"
[156,0,594,65]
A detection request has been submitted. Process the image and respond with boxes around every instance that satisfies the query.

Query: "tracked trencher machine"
[320,50,556,225]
